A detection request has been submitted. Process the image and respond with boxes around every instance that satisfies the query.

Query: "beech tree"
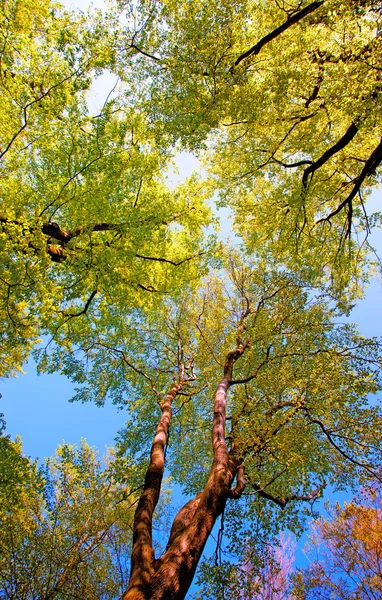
[30,256,381,598]
[1,0,382,598]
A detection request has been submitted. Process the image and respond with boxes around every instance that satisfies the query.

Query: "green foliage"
[0,431,43,522]
[195,533,296,600]
[44,251,382,579]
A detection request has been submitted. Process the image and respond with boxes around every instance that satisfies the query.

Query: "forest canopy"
[1,0,382,598]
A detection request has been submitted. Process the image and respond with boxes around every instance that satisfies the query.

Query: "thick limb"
[122,382,183,600]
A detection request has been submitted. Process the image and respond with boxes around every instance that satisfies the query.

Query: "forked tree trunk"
[122,343,247,600]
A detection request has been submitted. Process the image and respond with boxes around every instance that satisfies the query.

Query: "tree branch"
[135,252,205,267]
[233,1,324,68]
[252,481,325,509]
[0,67,85,160]
[226,463,246,499]
[62,290,98,317]
[42,221,119,244]
[305,410,382,482]
[165,493,204,549]
[316,136,382,236]
[123,381,183,599]
[130,44,161,62]
[302,122,359,189]
[96,342,162,400]
[137,283,169,293]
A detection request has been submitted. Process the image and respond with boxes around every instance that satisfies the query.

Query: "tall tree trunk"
[122,340,247,600]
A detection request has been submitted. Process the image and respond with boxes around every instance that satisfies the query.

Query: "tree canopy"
[114,0,382,291]
[1,0,382,598]
[0,0,212,378]
[0,435,136,599]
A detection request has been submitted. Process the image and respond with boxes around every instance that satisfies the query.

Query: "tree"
[1,0,382,598]
[238,533,297,600]
[41,256,380,599]
[117,260,382,598]
[0,434,136,599]
[293,485,382,599]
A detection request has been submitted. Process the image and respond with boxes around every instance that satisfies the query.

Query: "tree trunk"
[122,340,247,600]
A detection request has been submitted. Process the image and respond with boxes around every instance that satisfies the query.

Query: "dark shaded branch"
[316,136,382,234]
[305,411,382,482]
[0,68,84,160]
[305,82,321,108]
[137,283,169,293]
[2,218,119,262]
[130,44,161,62]
[252,482,325,509]
[46,245,66,262]
[42,221,119,244]
[233,1,324,68]
[39,153,105,219]
[302,122,359,189]
[303,64,324,108]
[252,483,289,508]
[135,252,205,267]
[2,216,198,267]
[62,290,98,317]
[255,115,317,173]
[42,221,73,243]
[95,342,161,399]
[271,157,313,169]
[230,345,271,385]
[195,293,224,367]
[133,177,143,208]
[1,217,117,245]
